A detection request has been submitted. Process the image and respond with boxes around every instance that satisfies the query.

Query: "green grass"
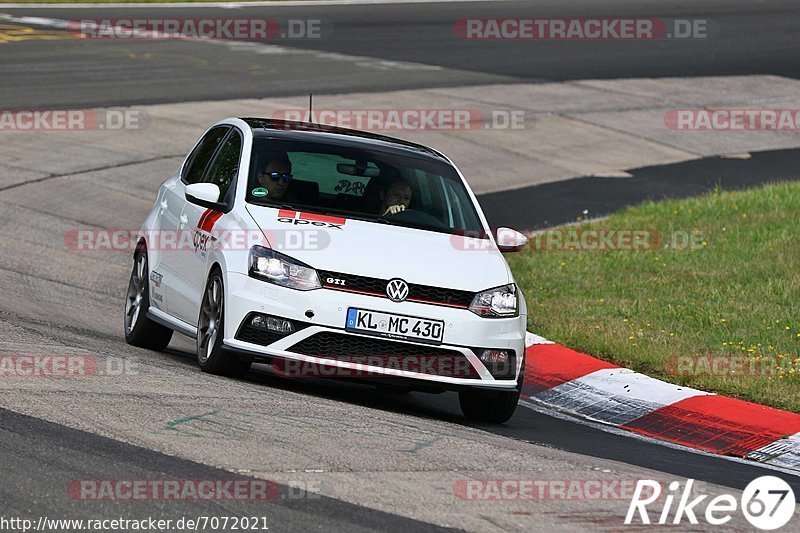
[508,181,800,412]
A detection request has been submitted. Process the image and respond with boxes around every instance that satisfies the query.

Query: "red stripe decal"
[621,395,800,456]
[299,212,346,225]
[522,344,618,397]
[276,209,346,225]
[197,208,212,230]
[201,210,223,233]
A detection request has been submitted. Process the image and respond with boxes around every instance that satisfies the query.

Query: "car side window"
[182,126,230,184]
[203,129,243,204]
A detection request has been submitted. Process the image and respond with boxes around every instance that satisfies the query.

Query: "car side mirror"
[496,227,528,252]
[185,183,225,210]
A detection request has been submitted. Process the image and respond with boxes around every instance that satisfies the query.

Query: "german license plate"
[345,308,444,344]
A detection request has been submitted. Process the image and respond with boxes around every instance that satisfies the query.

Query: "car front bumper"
[223,273,526,390]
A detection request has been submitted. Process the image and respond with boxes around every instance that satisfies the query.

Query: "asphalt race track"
[0,408,452,532]
[480,147,800,229]
[0,0,799,107]
[1,0,799,531]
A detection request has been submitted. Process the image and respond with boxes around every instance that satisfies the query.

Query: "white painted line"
[197,38,441,71]
[747,432,800,471]
[525,331,553,347]
[0,12,442,72]
[0,0,492,8]
[518,399,800,479]
[0,13,69,29]
[533,367,711,426]
[0,13,68,28]
[589,170,634,178]
[522,216,612,238]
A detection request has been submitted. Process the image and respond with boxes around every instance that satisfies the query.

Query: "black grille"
[318,270,474,308]
[408,283,473,307]
[237,325,285,347]
[288,332,480,379]
[319,271,386,294]
[236,313,311,347]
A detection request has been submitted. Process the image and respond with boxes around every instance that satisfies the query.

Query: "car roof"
[240,118,450,163]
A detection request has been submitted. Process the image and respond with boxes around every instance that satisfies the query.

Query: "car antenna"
[307,93,317,127]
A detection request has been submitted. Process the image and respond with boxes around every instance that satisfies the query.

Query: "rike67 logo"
[626,476,796,530]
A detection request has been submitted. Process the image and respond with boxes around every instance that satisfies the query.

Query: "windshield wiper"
[254,200,402,227]
[250,198,293,209]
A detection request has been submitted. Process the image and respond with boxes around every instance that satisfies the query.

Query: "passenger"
[378,178,413,216]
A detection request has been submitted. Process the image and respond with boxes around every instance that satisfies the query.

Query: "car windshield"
[245,137,487,237]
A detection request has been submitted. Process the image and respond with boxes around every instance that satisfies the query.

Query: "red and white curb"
[523,332,800,473]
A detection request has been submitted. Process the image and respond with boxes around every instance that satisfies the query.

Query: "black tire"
[124,251,173,351]
[196,270,251,378]
[459,368,523,424]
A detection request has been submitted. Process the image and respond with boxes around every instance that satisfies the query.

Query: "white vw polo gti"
[125,118,529,423]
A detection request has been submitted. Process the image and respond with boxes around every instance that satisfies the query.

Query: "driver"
[378,178,413,216]
[256,158,293,201]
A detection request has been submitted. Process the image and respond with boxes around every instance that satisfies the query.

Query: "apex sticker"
[277,209,345,230]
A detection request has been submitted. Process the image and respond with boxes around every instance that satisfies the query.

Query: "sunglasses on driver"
[260,171,293,182]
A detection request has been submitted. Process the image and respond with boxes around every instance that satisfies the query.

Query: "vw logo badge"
[386,278,409,302]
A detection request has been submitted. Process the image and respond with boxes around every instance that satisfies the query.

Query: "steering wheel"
[387,208,447,228]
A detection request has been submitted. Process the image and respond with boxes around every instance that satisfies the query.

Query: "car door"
[149,175,183,312]
[161,125,230,323]
[174,127,243,326]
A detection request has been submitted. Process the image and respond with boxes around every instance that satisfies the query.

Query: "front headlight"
[248,246,321,291]
[469,284,518,318]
